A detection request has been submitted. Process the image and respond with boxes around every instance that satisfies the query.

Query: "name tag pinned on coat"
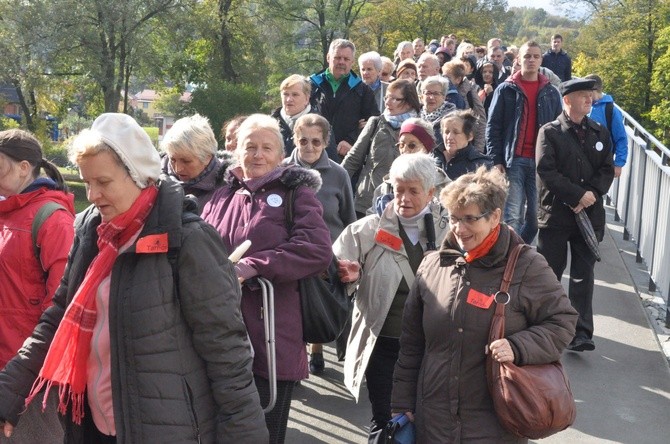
[136,233,169,253]
[375,229,402,250]
[467,288,494,309]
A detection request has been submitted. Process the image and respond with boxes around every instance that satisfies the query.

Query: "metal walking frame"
[257,277,277,414]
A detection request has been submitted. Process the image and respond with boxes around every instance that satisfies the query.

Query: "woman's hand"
[337,259,361,283]
[489,339,515,363]
[391,411,415,422]
[484,84,493,95]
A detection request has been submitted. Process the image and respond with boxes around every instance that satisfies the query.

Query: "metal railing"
[606,104,670,327]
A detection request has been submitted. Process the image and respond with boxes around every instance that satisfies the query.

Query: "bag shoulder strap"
[169,211,203,292]
[284,187,296,230]
[499,244,525,294]
[490,244,526,342]
[32,201,68,268]
[466,89,475,110]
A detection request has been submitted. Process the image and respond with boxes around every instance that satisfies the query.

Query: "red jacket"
[0,187,74,368]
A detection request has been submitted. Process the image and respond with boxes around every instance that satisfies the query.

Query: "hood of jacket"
[226,163,322,194]
[593,93,614,105]
[507,70,551,92]
[0,185,75,215]
[310,69,363,91]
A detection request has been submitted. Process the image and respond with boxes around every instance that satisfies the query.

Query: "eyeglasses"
[385,95,405,103]
[297,138,323,148]
[448,211,490,225]
[422,91,442,98]
[396,141,421,152]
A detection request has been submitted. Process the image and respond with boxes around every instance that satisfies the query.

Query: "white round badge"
[595,141,604,152]
[267,194,283,207]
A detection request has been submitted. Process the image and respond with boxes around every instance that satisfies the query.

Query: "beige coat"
[333,200,449,401]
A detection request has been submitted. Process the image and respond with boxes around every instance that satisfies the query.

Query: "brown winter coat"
[391,224,577,442]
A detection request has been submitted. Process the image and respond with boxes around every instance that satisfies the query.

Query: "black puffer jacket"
[0,179,267,443]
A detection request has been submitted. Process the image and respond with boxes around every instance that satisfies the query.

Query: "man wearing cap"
[486,40,562,244]
[310,38,379,161]
[536,78,615,352]
[585,73,628,178]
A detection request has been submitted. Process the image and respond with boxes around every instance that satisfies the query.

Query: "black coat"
[0,179,267,443]
[536,113,614,234]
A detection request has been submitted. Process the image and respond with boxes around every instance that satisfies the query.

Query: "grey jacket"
[341,115,400,214]
[284,149,356,242]
[0,179,267,443]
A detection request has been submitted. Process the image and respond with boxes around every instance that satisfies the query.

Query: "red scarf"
[465,224,500,263]
[26,186,159,424]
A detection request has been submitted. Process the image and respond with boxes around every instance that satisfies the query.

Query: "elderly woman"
[371,118,450,216]
[0,114,267,443]
[380,57,395,83]
[0,130,74,443]
[438,110,493,180]
[395,59,418,83]
[443,60,487,151]
[420,76,457,154]
[393,41,414,70]
[391,167,578,442]
[341,79,421,218]
[202,114,332,443]
[283,113,357,375]
[334,153,449,441]
[271,75,317,157]
[161,114,231,213]
[359,51,388,112]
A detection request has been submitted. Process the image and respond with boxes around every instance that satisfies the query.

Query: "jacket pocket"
[181,377,202,444]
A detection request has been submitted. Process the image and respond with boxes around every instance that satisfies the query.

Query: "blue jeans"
[504,157,538,244]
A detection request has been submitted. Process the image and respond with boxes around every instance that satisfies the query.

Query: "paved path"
[286,207,670,443]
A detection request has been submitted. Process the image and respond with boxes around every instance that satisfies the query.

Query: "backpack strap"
[284,188,297,230]
[605,102,614,134]
[466,89,475,110]
[32,202,68,271]
[168,211,202,289]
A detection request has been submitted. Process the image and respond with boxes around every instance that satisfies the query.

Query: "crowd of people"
[0,31,624,443]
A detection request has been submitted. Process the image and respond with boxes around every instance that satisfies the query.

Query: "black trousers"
[254,375,294,444]
[538,226,597,339]
[364,336,400,436]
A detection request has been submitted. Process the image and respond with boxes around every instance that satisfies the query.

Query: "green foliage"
[188,81,264,147]
[0,117,20,131]
[43,143,69,167]
[143,127,160,147]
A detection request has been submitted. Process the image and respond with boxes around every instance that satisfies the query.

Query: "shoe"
[309,352,325,375]
[567,336,595,352]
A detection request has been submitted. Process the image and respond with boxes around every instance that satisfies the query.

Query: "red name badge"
[375,229,402,250]
[466,288,494,309]
[136,233,169,254]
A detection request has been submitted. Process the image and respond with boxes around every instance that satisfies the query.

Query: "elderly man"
[412,38,425,60]
[486,46,512,82]
[486,41,562,244]
[359,51,388,112]
[310,39,379,160]
[536,78,614,352]
[542,34,572,82]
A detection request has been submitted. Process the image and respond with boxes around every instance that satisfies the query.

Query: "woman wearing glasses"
[419,76,457,162]
[390,167,577,442]
[341,79,420,218]
[438,110,493,180]
[334,154,449,441]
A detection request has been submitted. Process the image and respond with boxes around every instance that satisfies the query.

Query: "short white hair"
[389,153,436,193]
[161,114,217,163]
[235,114,285,158]
[359,51,382,72]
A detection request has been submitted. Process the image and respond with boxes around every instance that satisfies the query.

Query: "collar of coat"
[374,199,446,252]
[439,223,524,268]
[225,163,322,194]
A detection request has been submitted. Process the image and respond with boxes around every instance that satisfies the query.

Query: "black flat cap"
[559,78,596,96]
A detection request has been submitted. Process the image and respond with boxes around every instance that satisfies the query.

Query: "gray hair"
[417,53,440,69]
[421,75,449,96]
[395,41,413,57]
[329,38,356,56]
[235,114,285,158]
[358,51,382,72]
[389,153,436,193]
[160,114,217,163]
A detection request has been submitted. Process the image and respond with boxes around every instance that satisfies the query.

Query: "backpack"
[605,101,614,134]
[32,202,68,273]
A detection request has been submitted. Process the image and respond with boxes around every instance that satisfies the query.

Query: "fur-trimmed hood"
[225,163,322,193]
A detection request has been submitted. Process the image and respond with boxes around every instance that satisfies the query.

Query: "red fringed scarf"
[465,224,501,263]
[26,186,159,424]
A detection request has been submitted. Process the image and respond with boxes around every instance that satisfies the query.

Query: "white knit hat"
[90,113,161,188]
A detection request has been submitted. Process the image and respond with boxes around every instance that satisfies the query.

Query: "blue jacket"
[589,94,628,167]
[485,71,562,168]
[541,50,572,82]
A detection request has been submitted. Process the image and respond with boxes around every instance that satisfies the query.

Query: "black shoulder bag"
[285,188,350,344]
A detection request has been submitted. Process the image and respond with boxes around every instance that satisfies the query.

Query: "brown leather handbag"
[486,244,577,439]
